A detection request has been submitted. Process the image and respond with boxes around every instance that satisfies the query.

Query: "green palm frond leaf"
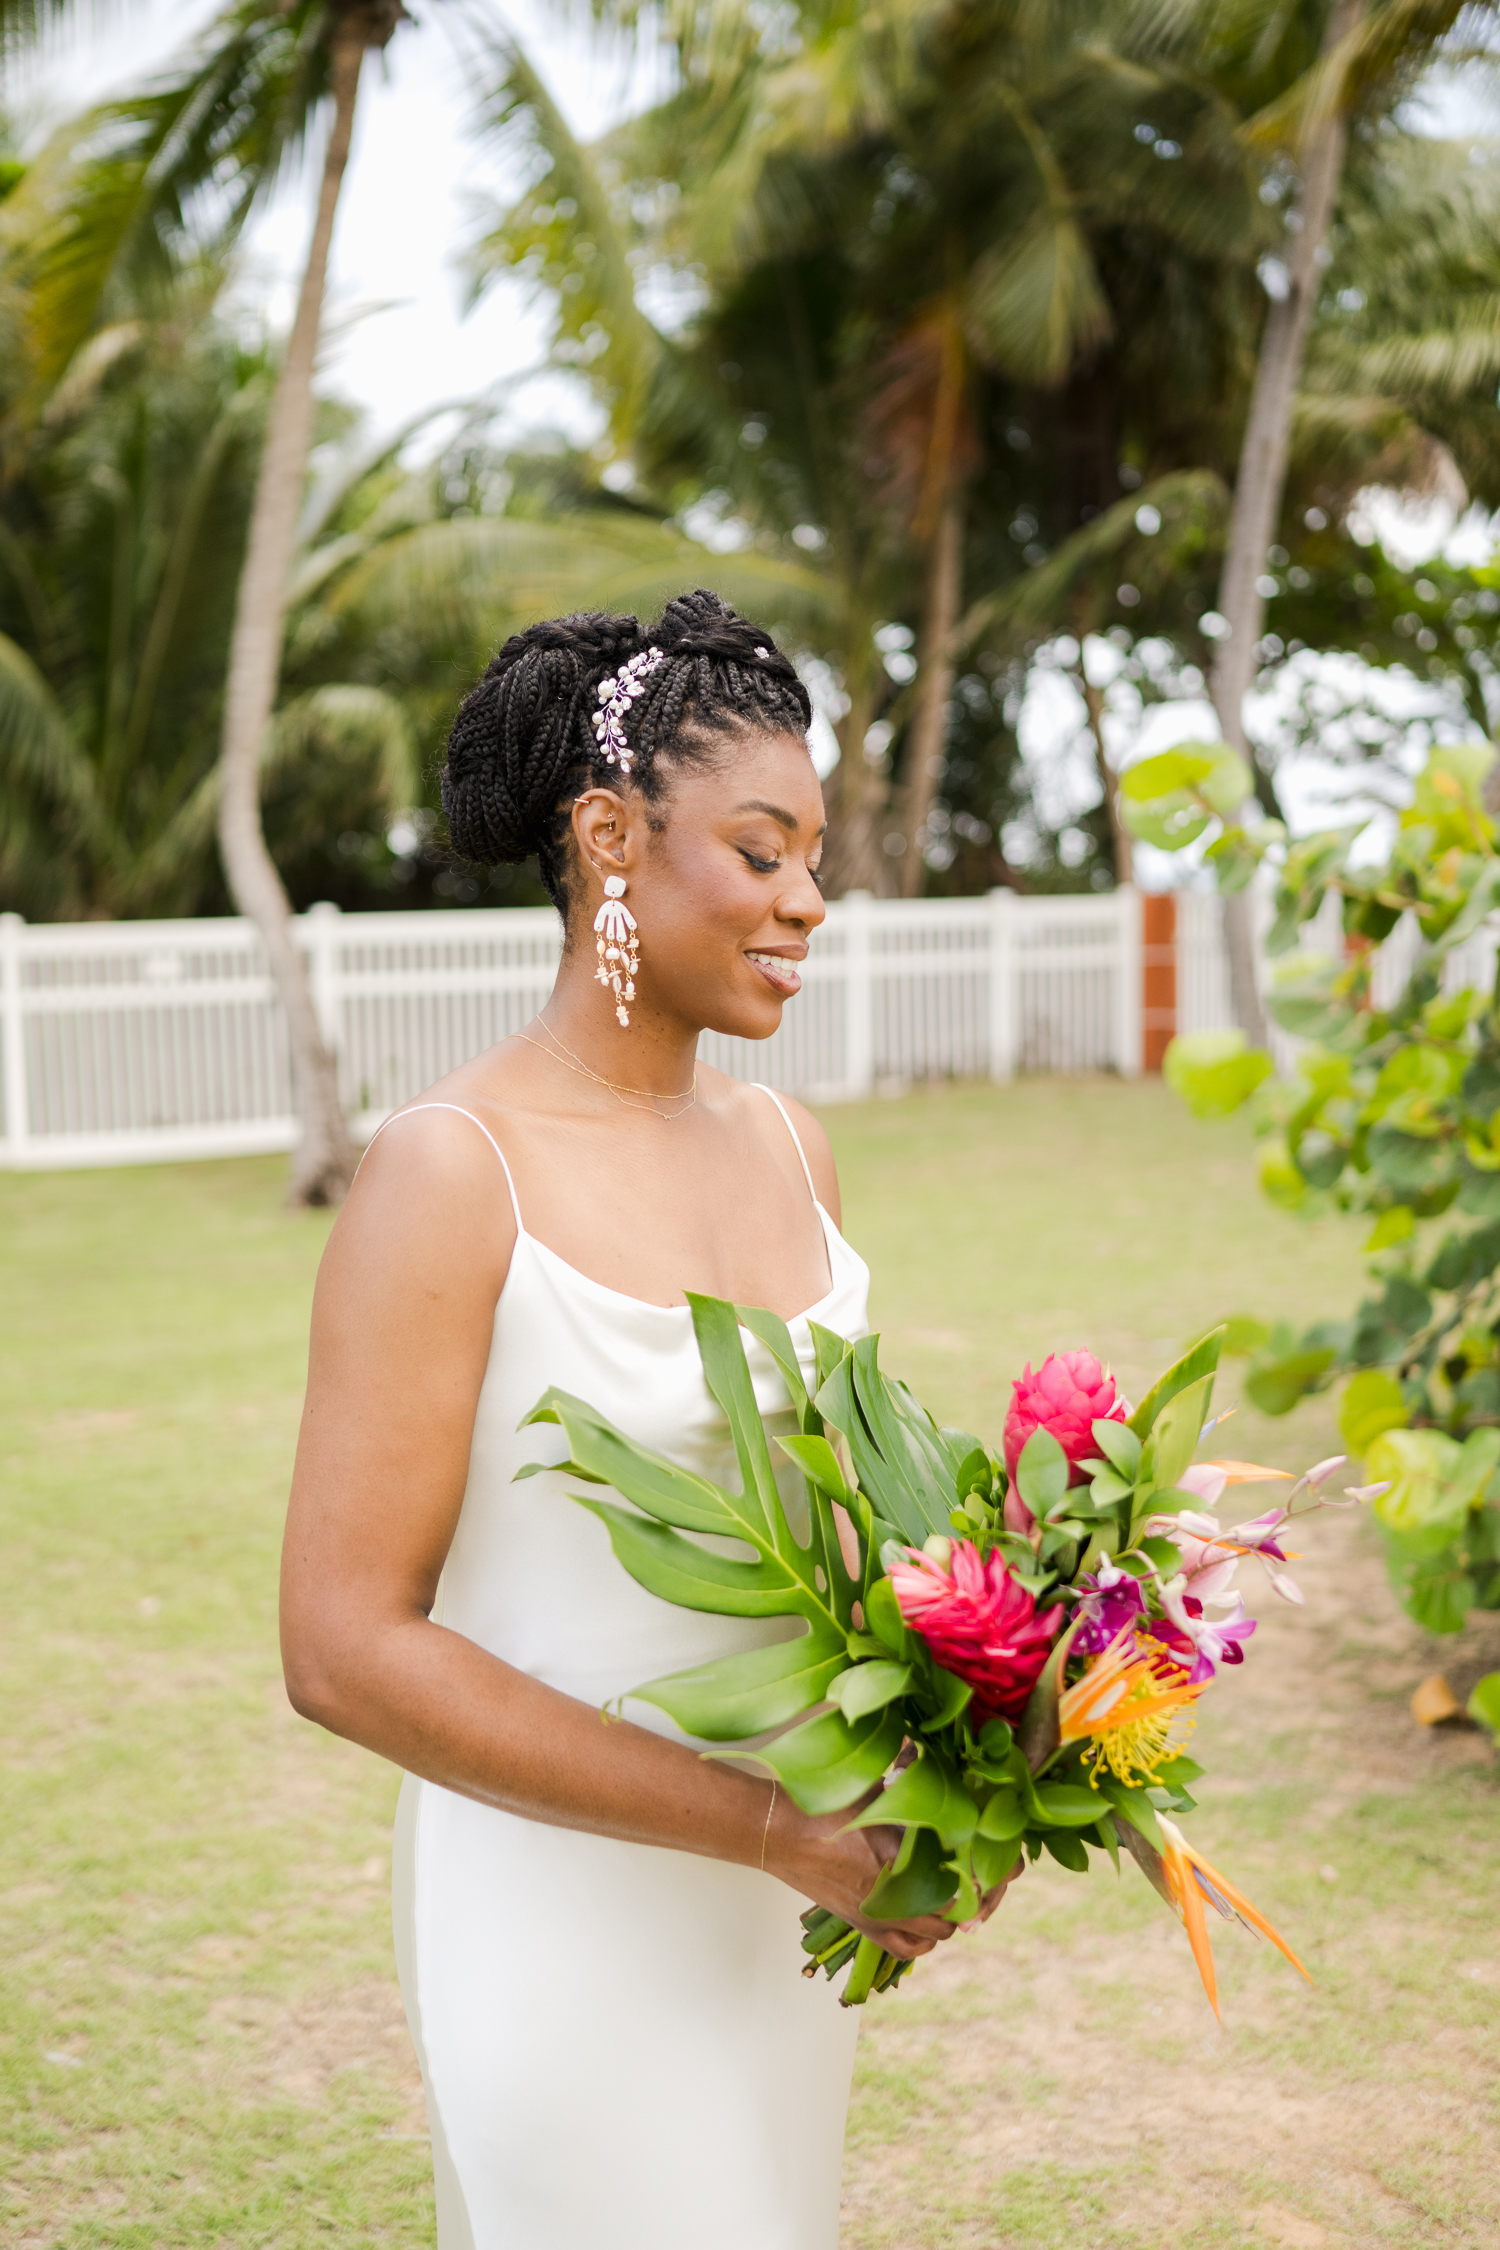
[463,23,662,437]
[265,685,422,811]
[966,206,1111,389]
[1,0,330,409]
[0,631,104,834]
[956,468,1229,646]
[324,508,834,644]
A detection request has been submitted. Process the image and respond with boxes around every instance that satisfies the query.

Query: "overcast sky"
[8,0,650,448]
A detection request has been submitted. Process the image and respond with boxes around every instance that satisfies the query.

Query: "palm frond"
[323,508,834,648]
[265,684,422,810]
[956,469,1229,647]
[0,629,106,839]
[462,21,662,440]
[0,0,330,410]
[1244,0,1471,150]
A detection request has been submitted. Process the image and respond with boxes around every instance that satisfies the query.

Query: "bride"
[280,589,1017,2249]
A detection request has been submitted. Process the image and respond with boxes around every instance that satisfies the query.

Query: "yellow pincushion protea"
[1058,1625,1202,1786]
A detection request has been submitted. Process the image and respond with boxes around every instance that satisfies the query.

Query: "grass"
[2,1079,1498,2249]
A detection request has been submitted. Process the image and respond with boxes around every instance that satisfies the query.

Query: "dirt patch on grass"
[206,1973,427,2126]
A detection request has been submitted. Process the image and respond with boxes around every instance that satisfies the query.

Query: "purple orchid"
[1071,1557,1147,1658]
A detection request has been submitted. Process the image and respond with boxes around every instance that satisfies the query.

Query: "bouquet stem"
[799,1908,911,2005]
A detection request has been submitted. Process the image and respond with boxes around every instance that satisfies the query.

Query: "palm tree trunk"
[900,489,963,898]
[1210,0,1365,1042]
[216,24,370,1207]
[1080,671,1132,885]
[819,665,882,895]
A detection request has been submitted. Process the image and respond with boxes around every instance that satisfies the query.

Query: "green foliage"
[1467,1670,1500,1738]
[467,0,1500,894]
[1161,741,1500,1636]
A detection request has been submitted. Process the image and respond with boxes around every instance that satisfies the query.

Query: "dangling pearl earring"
[594,874,640,1027]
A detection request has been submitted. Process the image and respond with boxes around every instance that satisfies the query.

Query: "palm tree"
[5,0,763,1198]
[470,1,1269,892]
[216,0,407,1203]
[2,0,415,1196]
[1195,0,1488,1034]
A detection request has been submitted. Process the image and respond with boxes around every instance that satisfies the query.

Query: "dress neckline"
[513,1200,852,1324]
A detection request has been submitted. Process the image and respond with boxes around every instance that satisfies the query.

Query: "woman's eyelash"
[740,850,779,873]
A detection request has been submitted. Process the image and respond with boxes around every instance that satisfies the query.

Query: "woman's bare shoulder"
[703,1071,840,1221]
[323,1064,531,1304]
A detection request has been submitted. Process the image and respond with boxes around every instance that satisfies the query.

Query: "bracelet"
[760,1780,778,1871]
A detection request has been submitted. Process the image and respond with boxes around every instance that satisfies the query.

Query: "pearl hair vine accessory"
[592,646,665,773]
[594,873,640,1027]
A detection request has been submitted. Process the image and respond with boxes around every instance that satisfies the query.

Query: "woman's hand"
[767,1799,1023,1961]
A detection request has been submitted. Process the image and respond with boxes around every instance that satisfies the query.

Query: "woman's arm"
[279,1110,976,1959]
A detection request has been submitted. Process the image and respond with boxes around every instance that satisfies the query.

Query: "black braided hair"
[441,589,813,915]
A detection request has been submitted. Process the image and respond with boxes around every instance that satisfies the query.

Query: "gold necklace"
[514,1020,698,1119]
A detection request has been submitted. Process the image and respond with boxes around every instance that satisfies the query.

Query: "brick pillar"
[1142,893,1176,1072]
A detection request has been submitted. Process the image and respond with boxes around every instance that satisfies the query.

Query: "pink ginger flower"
[889,1539,1064,1723]
[1003,1353,1127,1532]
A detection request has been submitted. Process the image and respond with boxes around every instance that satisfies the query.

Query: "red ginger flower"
[888,1540,1063,1723]
[1004,1351,1126,1489]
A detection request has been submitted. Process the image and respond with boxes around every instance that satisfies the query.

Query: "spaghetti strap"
[365,1102,524,1232]
[751,1083,818,1207]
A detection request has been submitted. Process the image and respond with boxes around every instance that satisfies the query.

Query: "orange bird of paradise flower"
[1155,1814,1311,2019]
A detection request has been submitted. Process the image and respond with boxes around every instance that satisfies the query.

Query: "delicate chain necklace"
[514,1017,698,1120]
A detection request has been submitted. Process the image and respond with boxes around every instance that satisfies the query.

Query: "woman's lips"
[746,950,803,996]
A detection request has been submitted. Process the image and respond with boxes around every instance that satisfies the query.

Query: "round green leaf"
[1165,1032,1273,1120]
[1340,1369,1408,1455]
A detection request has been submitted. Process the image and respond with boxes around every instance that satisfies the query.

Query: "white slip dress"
[380,1087,871,2250]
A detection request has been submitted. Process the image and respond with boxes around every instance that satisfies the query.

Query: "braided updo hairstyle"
[441,589,813,916]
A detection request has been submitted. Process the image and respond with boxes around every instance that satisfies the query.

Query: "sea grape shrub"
[1150,741,1500,1637]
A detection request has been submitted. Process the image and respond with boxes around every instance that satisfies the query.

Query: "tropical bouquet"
[522,1301,1380,2012]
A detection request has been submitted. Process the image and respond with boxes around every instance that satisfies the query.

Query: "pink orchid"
[888,1539,1064,1723]
[1155,1583,1257,1682]
[1294,1455,1348,1495]
[1147,1502,1304,1608]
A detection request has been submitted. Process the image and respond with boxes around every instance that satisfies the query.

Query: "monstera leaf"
[522,1295,1004,1813]
[524,1294,972,1806]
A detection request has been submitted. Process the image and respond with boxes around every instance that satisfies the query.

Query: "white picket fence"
[11,883,1479,1174]
[0,891,1153,1171]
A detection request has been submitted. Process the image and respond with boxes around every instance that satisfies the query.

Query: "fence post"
[842,890,875,1099]
[1116,883,1143,1078]
[987,887,1017,1082]
[0,913,28,1162]
[1141,893,1177,1071]
[304,900,343,1053]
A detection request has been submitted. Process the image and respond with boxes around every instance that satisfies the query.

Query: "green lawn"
[2,1080,1497,2249]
